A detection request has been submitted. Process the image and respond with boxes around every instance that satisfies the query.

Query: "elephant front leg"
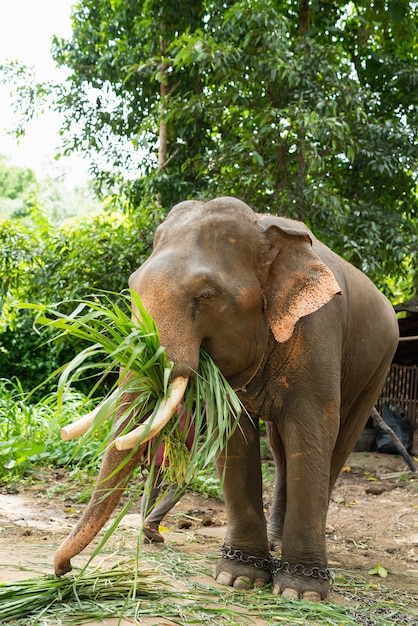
[272,435,334,601]
[214,415,271,590]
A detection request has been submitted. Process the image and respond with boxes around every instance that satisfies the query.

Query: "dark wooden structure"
[377,363,418,431]
[377,297,418,454]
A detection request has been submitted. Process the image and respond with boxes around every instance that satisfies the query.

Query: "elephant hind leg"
[329,370,390,491]
[265,422,286,549]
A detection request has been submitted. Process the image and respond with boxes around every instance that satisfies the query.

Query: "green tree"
[0,155,37,219]
[164,0,417,290]
[2,0,417,295]
[49,0,210,208]
[0,155,36,200]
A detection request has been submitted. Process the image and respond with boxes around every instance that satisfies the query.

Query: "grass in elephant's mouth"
[34,289,243,484]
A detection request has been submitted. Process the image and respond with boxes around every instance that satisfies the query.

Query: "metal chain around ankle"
[220,543,272,573]
[272,559,332,581]
[221,543,331,581]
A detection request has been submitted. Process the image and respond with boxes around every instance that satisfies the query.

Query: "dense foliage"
[0,377,107,480]
[0,201,159,392]
[43,0,418,290]
[0,156,36,202]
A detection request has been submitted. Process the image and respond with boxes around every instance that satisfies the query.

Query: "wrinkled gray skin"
[54,197,398,601]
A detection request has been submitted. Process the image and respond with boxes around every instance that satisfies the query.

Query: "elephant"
[54,197,398,601]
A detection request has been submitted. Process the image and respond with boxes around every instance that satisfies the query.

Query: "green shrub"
[0,378,108,481]
[0,206,158,394]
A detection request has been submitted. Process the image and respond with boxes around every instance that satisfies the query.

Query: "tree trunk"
[298,0,310,35]
[295,0,310,219]
[156,38,169,206]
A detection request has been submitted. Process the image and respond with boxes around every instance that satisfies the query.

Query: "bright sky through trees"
[0,0,87,185]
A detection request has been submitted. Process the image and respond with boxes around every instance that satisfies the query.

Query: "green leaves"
[368,563,389,578]
[0,377,104,480]
[37,291,243,483]
[36,290,170,417]
[0,208,155,393]
[3,0,417,297]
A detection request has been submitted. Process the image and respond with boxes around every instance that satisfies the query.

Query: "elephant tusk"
[114,376,189,451]
[60,389,119,441]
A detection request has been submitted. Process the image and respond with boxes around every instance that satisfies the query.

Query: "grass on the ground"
[1,549,417,626]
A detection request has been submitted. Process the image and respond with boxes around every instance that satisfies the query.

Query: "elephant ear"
[257,216,342,343]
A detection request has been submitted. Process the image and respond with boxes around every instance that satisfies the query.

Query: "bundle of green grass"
[37,290,243,484]
[0,558,160,622]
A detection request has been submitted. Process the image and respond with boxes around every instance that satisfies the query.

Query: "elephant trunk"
[54,377,189,576]
[54,442,144,576]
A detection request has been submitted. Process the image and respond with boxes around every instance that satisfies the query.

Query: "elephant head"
[110,197,341,450]
[128,197,341,389]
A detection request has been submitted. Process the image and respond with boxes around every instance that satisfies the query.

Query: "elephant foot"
[215,558,271,589]
[272,562,331,601]
[214,544,271,589]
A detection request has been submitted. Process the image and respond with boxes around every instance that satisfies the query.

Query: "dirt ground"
[0,451,417,625]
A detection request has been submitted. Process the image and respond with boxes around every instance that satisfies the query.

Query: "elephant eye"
[198,292,213,301]
[195,288,217,303]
